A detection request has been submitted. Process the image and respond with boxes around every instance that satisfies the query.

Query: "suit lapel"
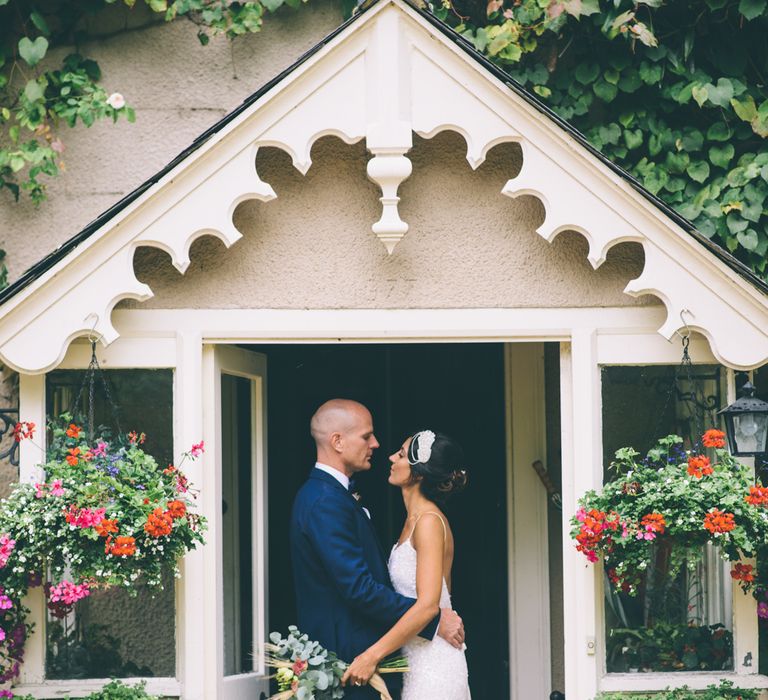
[308,467,387,562]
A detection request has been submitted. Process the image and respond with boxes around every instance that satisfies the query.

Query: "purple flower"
[759,601,768,619]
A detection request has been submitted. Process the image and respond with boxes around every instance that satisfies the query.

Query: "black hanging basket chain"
[69,341,122,441]
[653,334,709,451]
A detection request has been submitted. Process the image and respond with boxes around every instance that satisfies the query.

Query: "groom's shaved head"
[311,399,367,444]
[311,399,379,474]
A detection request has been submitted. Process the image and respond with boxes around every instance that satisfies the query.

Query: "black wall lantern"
[718,381,768,457]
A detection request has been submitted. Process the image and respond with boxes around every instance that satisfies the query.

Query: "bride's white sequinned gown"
[387,516,471,700]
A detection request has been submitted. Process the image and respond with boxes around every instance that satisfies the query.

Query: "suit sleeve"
[305,494,439,640]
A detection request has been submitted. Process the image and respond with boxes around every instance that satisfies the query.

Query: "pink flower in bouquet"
[0,534,15,568]
[190,441,205,458]
[292,659,308,675]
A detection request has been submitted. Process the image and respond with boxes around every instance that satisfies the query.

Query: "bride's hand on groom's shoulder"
[437,608,465,649]
[341,650,380,688]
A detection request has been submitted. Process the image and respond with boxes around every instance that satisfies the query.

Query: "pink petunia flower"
[190,441,205,458]
[0,534,15,568]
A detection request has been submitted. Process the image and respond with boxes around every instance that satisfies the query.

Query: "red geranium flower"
[702,429,726,449]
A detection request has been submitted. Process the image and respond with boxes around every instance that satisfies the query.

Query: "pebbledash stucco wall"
[0,0,345,283]
[124,131,657,310]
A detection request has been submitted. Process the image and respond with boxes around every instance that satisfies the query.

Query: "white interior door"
[208,345,269,699]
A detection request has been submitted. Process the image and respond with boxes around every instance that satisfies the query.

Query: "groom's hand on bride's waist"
[436,608,464,648]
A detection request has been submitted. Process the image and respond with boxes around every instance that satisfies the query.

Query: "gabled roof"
[0,0,767,373]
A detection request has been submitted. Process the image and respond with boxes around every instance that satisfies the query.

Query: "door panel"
[211,346,269,699]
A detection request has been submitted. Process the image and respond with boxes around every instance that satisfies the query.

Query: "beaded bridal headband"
[408,429,436,465]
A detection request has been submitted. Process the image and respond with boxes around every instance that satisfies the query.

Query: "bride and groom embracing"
[289,399,472,699]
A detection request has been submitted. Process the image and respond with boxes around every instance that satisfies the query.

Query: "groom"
[290,399,464,698]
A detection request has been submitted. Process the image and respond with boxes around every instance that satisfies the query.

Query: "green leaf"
[197,30,210,45]
[10,155,25,172]
[23,79,44,102]
[706,78,734,108]
[739,0,767,20]
[261,0,284,11]
[575,62,600,85]
[598,123,621,146]
[737,229,759,251]
[692,84,708,107]
[727,212,749,234]
[709,143,735,168]
[681,129,704,152]
[18,36,49,67]
[29,11,51,36]
[731,95,758,122]
[147,0,168,10]
[593,80,618,102]
[532,85,551,98]
[604,68,620,85]
[623,128,643,150]
[687,161,710,183]
[618,69,642,93]
[707,122,732,141]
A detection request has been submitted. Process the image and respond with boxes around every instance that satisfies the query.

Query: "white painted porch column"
[560,331,603,698]
[18,373,47,685]
[175,332,206,699]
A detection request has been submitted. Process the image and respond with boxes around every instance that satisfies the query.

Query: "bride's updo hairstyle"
[407,430,468,505]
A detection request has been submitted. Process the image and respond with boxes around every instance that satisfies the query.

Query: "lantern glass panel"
[732,412,768,454]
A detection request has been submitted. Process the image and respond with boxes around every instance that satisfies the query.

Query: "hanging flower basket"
[0,414,207,685]
[571,430,768,597]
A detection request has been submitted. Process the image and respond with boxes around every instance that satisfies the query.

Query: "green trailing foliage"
[11,678,160,699]
[437,0,768,276]
[0,0,305,206]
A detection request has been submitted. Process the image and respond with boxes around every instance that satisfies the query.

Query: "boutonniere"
[351,491,362,503]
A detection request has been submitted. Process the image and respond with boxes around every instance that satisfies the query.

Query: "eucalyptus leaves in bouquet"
[571,430,768,596]
[0,413,207,684]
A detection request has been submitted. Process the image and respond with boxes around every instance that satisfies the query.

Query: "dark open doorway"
[251,342,509,698]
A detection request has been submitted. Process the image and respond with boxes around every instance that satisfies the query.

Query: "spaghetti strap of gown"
[388,513,471,700]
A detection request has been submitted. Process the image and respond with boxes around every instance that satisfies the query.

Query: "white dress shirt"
[315,462,350,490]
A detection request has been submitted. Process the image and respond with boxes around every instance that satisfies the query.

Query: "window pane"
[45,369,175,679]
[601,365,733,673]
[222,374,254,676]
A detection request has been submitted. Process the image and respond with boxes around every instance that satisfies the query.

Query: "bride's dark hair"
[407,431,468,505]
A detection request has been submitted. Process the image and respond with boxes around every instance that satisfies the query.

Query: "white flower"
[106,92,125,110]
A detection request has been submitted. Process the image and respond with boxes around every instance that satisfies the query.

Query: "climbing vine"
[437,0,768,275]
[1,0,767,280]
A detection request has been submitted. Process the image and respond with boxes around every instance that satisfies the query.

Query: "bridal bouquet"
[265,627,408,700]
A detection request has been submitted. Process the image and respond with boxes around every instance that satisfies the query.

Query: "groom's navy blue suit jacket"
[290,467,439,697]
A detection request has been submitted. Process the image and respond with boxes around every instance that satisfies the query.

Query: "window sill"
[10,677,180,698]
[601,672,768,692]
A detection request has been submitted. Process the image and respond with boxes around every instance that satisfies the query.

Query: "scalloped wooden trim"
[1,0,767,374]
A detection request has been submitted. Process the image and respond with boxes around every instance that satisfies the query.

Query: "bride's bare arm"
[341,513,445,686]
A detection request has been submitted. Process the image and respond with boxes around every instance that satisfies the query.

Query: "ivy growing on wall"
[1,0,767,283]
[439,0,768,276]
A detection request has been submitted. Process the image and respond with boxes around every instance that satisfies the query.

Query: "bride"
[342,430,471,699]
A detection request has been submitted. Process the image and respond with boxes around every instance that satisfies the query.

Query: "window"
[45,369,175,680]
[601,365,732,673]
